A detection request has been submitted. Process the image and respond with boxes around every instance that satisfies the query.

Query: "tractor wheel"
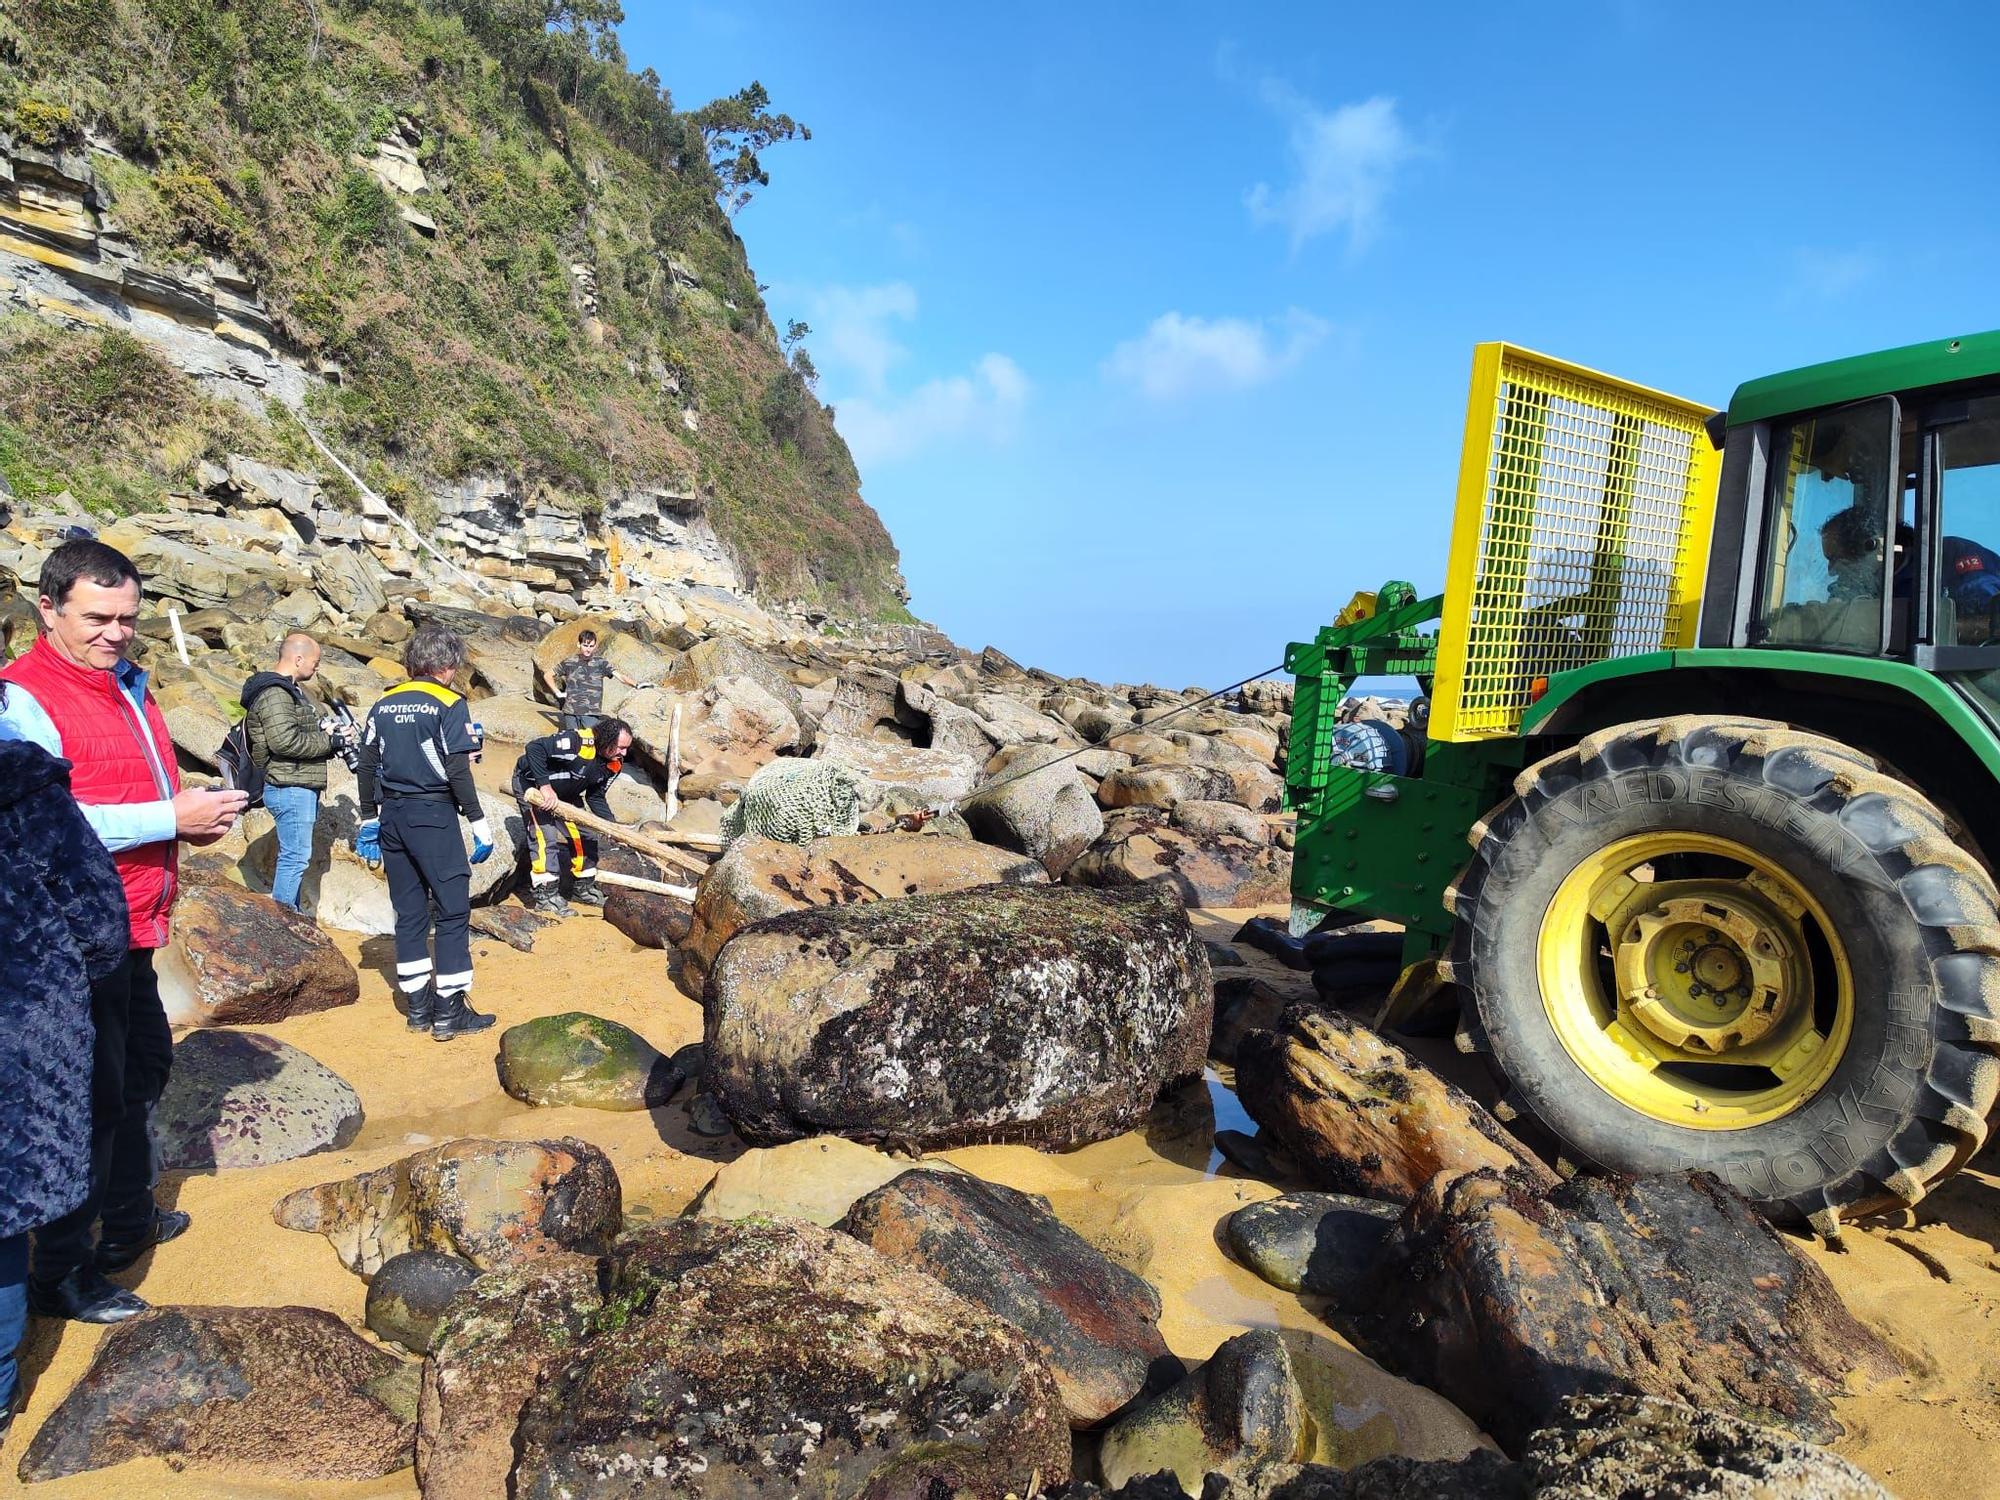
[1448,715,2000,1231]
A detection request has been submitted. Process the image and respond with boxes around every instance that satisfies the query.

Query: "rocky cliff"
[0,0,907,618]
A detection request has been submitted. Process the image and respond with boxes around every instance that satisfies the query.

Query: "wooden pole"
[665,703,682,823]
[651,827,723,849]
[596,869,697,900]
[548,798,710,877]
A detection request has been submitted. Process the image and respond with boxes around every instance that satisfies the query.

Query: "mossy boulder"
[20,1306,415,1483]
[153,1029,362,1171]
[419,1253,605,1500]
[1067,806,1292,909]
[510,1218,1070,1496]
[840,1169,1174,1428]
[365,1251,482,1355]
[273,1136,621,1276]
[1097,1329,1307,1491]
[496,1012,680,1112]
[681,830,1047,996]
[706,883,1213,1151]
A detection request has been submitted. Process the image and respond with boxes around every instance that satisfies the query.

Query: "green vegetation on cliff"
[0,318,315,518]
[0,0,906,614]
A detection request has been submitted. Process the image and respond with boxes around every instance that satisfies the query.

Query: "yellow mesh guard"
[1430,344,1722,741]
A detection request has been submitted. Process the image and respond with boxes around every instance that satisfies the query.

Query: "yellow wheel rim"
[1538,832,1853,1129]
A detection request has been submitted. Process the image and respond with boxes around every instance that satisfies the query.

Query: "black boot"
[96,1208,192,1273]
[569,876,606,908]
[431,991,497,1042]
[28,1267,149,1324]
[405,987,436,1031]
[524,884,569,916]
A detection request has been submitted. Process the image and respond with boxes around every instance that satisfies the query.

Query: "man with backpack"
[239,633,354,913]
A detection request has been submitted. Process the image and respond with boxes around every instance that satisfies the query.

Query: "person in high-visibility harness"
[510,717,633,916]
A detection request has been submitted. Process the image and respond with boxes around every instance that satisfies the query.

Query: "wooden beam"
[547,798,710,877]
[653,827,724,849]
[665,703,682,823]
[597,869,697,900]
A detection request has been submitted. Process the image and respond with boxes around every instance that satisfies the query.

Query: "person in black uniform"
[353,624,496,1041]
[513,717,633,916]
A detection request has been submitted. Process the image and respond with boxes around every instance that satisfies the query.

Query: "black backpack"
[217,678,293,807]
[215,716,265,806]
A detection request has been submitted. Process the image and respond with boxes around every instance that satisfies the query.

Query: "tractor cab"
[1700,332,2000,724]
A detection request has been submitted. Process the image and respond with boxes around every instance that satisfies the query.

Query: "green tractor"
[1286,333,2000,1234]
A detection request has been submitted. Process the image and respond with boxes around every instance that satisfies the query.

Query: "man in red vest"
[0,539,245,1323]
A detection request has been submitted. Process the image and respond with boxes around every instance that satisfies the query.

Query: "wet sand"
[0,906,1993,1497]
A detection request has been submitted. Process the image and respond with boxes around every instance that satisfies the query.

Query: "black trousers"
[32,950,171,1282]
[381,796,473,1000]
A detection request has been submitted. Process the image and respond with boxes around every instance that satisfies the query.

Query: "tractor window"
[1935,394,2000,645]
[1751,398,1897,653]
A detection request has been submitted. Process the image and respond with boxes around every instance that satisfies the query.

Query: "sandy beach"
[3,906,1995,1498]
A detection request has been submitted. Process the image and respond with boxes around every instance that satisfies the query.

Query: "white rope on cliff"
[298,417,494,597]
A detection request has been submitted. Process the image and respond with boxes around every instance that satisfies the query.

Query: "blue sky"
[620,3,1999,688]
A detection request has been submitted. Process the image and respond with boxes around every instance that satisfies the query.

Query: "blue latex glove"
[354,818,381,867]
[470,818,494,865]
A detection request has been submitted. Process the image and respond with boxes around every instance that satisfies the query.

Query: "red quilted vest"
[3,636,180,947]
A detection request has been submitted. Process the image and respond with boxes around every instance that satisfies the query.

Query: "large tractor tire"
[1448,715,2000,1231]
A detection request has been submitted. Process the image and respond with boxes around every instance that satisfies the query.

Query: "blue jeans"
[265,785,320,911]
[1,1231,26,1410]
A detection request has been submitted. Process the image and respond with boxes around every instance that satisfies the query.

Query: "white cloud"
[835,354,1031,467]
[778,281,1031,468]
[799,281,918,392]
[1103,309,1331,400]
[1789,247,1877,301]
[1246,90,1417,253]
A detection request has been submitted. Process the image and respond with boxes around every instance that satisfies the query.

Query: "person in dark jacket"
[355,623,496,1042]
[243,632,353,912]
[511,717,633,915]
[0,714,131,1435]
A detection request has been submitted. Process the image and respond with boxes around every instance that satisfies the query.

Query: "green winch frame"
[1283,580,1523,968]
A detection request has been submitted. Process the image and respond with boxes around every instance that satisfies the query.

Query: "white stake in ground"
[665,702,682,823]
